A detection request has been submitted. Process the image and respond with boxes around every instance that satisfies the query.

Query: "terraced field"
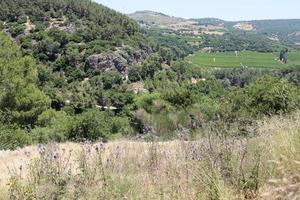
[187,51,300,68]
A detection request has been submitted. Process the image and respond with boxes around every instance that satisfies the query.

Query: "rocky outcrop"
[86,45,153,76]
[86,52,128,75]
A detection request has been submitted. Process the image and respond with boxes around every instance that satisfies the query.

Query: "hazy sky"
[95,0,300,21]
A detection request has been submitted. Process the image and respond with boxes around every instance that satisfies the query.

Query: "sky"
[95,0,300,21]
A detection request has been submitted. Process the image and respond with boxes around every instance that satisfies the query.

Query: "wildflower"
[53,152,60,159]
[94,142,105,152]
[24,150,31,158]
[37,144,46,154]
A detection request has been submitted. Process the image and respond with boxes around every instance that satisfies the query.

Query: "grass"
[187,51,300,69]
[0,113,299,199]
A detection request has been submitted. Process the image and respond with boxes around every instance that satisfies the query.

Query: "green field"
[187,51,300,68]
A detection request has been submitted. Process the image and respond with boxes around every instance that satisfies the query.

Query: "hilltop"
[130,11,300,48]
[129,10,187,26]
[130,11,225,36]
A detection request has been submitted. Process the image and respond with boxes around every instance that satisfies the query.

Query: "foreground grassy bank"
[0,112,299,199]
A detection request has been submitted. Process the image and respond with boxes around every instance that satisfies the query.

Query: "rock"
[86,52,128,75]
[65,23,77,33]
[139,43,153,54]
[127,82,148,94]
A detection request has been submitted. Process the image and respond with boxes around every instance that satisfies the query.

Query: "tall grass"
[1,112,300,199]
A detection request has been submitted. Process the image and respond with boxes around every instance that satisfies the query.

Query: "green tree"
[0,32,50,126]
[279,48,288,64]
[69,109,113,141]
[247,76,299,116]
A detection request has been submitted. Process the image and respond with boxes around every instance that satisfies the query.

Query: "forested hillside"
[0,0,163,114]
[131,11,300,53]
[0,0,177,148]
[0,1,300,150]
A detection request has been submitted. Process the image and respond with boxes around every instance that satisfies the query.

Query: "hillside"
[130,11,300,51]
[129,10,186,26]
[130,11,225,36]
[0,0,160,113]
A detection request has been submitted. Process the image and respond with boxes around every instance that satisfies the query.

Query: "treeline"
[200,32,280,52]
[145,29,198,58]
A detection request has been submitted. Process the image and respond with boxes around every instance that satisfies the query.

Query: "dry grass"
[258,113,300,200]
[0,112,299,199]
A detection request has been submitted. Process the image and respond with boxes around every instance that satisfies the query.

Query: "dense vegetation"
[1,27,300,149]
[0,2,300,200]
[200,32,279,52]
[0,0,300,153]
[145,29,199,58]
[229,19,300,48]
[0,0,158,110]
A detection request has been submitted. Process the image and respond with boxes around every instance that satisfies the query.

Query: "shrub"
[134,93,161,113]
[31,109,74,143]
[111,116,134,137]
[189,78,225,98]
[162,88,193,107]
[69,109,113,141]
[0,125,32,150]
[128,65,142,82]
[247,76,300,116]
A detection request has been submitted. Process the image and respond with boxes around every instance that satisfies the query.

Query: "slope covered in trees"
[0,1,300,151]
[0,0,161,112]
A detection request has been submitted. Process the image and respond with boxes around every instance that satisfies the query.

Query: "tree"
[128,65,142,82]
[279,48,288,64]
[247,76,299,116]
[0,32,50,126]
[69,109,113,141]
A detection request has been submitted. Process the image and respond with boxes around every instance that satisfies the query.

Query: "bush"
[247,76,300,116]
[0,21,4,31]
[9,24,24,37]
[162,88,193,107]
[189,78,225,98]
[31,109,73,143]
[128,65,142,82]
[31,127,65,144]
[0,125,32,150]
[111,116,134,137]
[69,109,113,141]
[134,93,161,113]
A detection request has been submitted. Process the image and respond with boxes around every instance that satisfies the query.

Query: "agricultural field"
[187,51,300,68]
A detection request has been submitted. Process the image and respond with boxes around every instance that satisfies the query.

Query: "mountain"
[130,10,300,49]
[129,11,226,36]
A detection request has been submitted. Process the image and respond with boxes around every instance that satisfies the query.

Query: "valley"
[0,0,300,199]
